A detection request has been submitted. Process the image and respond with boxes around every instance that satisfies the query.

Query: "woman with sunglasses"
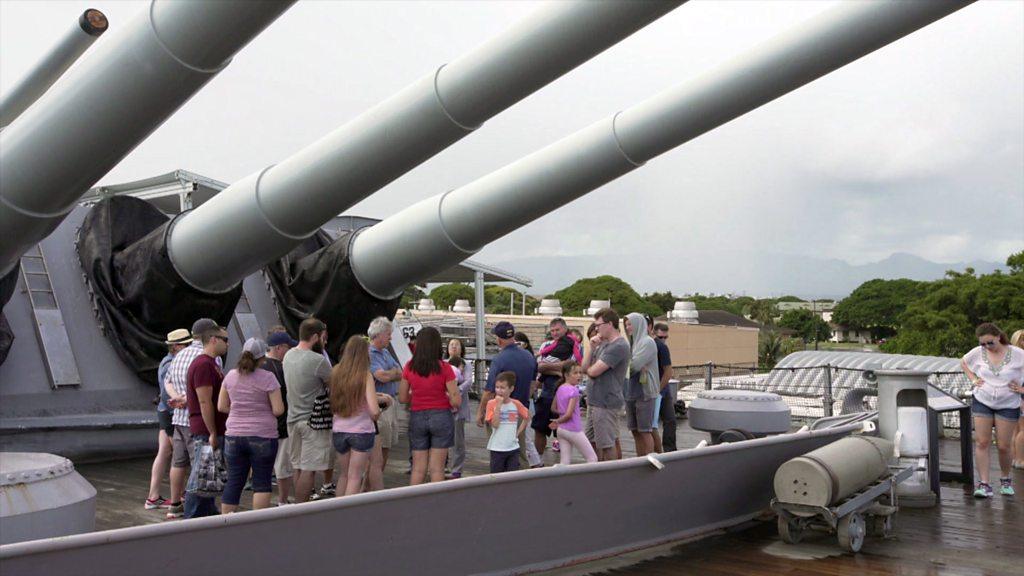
[1011,329,1024,470]
[961,323,1024,498]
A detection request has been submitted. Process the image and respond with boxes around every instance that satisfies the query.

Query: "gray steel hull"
[0,424,858,575]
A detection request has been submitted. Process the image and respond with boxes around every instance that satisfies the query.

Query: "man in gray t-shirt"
[584,308,630,461]
[589,339,628,409]
[282,318,332,503]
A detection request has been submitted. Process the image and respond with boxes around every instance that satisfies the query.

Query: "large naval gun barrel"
[0,9,108,129]
[73,1,683,368]
[350,0,975,299]
[165,0,685,293]
[0,1,294,276]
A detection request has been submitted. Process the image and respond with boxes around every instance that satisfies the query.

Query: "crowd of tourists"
[143,307,678,518]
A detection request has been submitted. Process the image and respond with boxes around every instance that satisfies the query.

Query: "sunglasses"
[213,335,229,343]
[979,340,998,348]
[656,335,668,340]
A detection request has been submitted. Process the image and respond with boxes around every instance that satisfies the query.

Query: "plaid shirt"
[168,341,222,427]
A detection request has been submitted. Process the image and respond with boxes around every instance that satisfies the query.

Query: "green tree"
[775,295,806,303]
[552,275,661,318]
[745,299,779,327]
[483,285,539,314]
[1007,250,1024,275]
[759,329,802,369]
[399,285,426,309]
[831,278,927,339]
[881,265,1024,357]
[643,291,678,315]
[683,293,752,317]
[778,309,832,343]
[428,283,475,311]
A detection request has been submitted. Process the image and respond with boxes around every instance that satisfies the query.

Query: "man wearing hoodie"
[623,313,660,457]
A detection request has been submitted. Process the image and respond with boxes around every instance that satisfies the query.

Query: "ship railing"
[670,362,971,433]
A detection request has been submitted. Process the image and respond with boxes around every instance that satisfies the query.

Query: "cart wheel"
[837,513,866,553]
[778,516,803,544]
[869,514,894,538]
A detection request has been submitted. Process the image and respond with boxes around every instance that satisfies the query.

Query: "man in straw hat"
[145,328,191,510]
[164,318,221,519]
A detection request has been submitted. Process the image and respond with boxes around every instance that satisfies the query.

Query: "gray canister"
[774,436,893,508]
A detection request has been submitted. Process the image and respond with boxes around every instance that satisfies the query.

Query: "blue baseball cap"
[267,331,298,347]
[491,321,515,339]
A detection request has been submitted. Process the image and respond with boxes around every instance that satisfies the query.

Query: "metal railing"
[672,362,970,431]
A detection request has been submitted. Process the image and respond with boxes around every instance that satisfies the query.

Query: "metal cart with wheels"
[771,465,913,552]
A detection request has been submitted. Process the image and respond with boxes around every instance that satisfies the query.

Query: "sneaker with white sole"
[974,482,993,498]
[999,478,1014,496]
[165,502,184,519]
[310,483,335,500]
[144,496,170,510]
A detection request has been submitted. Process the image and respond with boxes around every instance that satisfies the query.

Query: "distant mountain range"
[491,251,1003,300]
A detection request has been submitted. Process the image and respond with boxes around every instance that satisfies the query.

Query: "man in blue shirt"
[368,316,402,479]
[652,322,677,452]
[476,321,537,468]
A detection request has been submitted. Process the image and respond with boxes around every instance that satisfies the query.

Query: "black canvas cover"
[77,196,241,382]
[0,264,17,366]
[265,229,400,362]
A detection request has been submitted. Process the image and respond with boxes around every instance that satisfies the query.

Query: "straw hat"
[165,328,192,345]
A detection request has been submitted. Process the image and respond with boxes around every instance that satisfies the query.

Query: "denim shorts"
[972,398,1021,422]
[409,409,454,451]
[332,431,375,454]
[223,436,278,505]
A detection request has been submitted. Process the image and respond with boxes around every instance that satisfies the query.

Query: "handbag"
[308,390,332,430]
[192,440,227,497]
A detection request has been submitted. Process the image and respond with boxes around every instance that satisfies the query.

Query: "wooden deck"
[74,403,1021,575]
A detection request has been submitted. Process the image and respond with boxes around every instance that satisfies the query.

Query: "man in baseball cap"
[491,321,515,340]
[477,320,537,469]
[267,331,298,348]
[191,318,220,337]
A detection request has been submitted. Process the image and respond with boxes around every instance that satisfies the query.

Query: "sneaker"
[974,483,993,498]
[317,483,336,498]
[165,502,184,519]
[552,439,561,453]
[999,478,1015,496]
[144,496,170,510]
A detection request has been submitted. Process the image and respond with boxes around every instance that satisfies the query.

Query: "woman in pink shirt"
[330,335,391,496]
[217,338,285,512]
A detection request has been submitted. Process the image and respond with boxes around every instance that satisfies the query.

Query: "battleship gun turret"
[0,9,108,129]
[0,0,980,460]
[349,0,976,299]
[74,0,684,366]
[0,1,294,279]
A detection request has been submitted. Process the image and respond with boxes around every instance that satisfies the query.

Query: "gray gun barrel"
[166,0,685,293]
[0,9,108,129]
[0,1,295,276]
[350,0,975,299]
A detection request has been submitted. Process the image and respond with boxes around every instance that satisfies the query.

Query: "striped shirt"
[168,341,222,426]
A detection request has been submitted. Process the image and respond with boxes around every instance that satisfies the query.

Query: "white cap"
[243,337,267,359]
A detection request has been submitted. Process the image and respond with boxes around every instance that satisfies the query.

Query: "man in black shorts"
[534,317,576,458]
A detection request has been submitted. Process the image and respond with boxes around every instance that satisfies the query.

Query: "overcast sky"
[2,0,1022,295]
